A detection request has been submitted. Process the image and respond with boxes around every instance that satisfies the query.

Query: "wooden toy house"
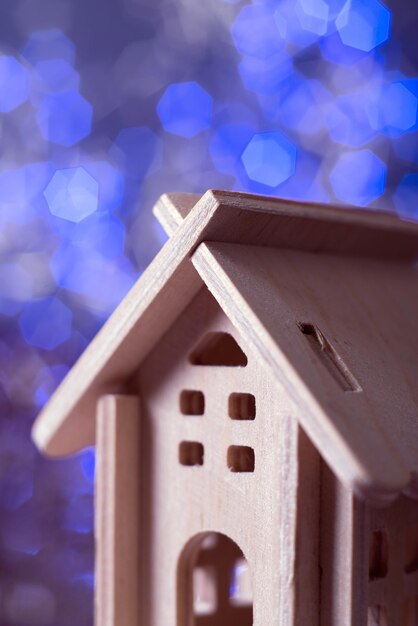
[32,191,418,626]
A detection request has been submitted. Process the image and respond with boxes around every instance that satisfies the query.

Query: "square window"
[180,390,205,416]
[179,441,204,466]
[228,393,256,420]
[227,446,255,473]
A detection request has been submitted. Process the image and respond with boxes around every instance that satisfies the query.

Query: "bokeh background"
[0,0,417,623]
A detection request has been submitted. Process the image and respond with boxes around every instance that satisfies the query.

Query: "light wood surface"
[191,241,418,502]
[134,286,319,626]
[320,461,368,625]
[95,395,140,626]
[32,191,418,465]
[153,192,201,236]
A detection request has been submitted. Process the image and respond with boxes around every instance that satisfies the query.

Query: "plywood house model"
[32,190,418,626]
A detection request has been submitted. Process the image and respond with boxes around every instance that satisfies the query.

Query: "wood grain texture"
[95,395,140,626]
[32,190,418,457]
[153,192,202,236]
[133,286,318,626]
[191,242,418,501]
[320,461,368,626]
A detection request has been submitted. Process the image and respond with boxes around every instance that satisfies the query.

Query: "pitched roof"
[32,191,418,502]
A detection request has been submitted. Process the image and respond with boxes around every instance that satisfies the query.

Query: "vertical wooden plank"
[95,395,140,626]
[294,427,320,626]
[320,461,368,626]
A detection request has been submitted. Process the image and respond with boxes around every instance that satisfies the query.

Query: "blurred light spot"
[329,149,386,205]
[70,213,126,259]
[241,131,297,187]
[31,59,80,100]
[0,56,29,112]
[393,174,418,220]
[0,263,33,317]
[0,463,33,510]
[50,247,136,316]
[239,53,292,96]
[36,90,93,146]
[157,82,213,138]
[327,91,376,146]
[368,81,418,135]
[4,583,56,625]
[83,161,124,211]
[22,28,76,65]
[296,0,330,36]
[232,4,283,59]
[320,30,368,64]
[209,123,255,177]
[110,127,162,179]
[19,297,72,350]
[44,167,99,223]
[279,78,331,136]
[79,448,95,484]
[34,364,70,408]
[335,0,391,52]
[62,493,94,533]
[2,513,43,556]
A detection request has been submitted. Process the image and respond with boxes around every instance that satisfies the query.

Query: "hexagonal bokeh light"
[44,167,99,222]
[0,0,416,624]
[0,55,29,112]
[157,81,213,138]
[330,149,387,205]
[36,90,93,146]
[241,131,297,187]
[335,0,391,52]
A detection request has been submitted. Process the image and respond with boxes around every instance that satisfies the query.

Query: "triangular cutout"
[189,332,248,367]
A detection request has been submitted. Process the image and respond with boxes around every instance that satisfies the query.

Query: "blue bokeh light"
[36,90,93,146]
[335,0,391,52]
[239,53,293,96]
[44,168,99,223]
[19,297,73,350]
[393,174,418,219]
[232,4,284,59]
[368,81,418,136]
[157,82,213,138]
[329,149,386,205]
[0,56,29,112]
[22,29,76,66]
[0,0,418,622]
[241,131,297,187]
[327,91,376,147]
[110,127,161,180]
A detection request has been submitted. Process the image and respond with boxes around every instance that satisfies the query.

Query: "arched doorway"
[177,532,253,626]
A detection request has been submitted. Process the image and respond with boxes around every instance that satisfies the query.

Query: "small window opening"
[298,322,361,392]
[228,393,256,421]
[404,525,418,574]
[193,566,217,615]
[368,605,388,626]
[369,530,389,580]
[230,557,252,606]
[227,446,255,473]
[179,441,204,466]
[180,390,205,416]
[189,332,248,367]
